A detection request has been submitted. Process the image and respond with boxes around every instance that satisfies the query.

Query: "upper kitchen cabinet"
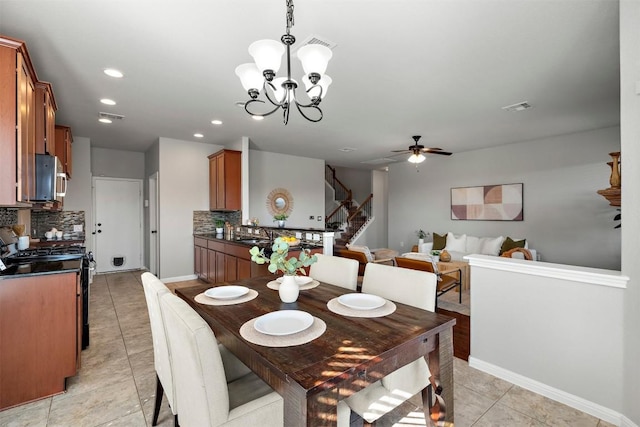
[55,125,73,179]
[35,81,57,155]
[208,149,241,211]
[0,36,37,206]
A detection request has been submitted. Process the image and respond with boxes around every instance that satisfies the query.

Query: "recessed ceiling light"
[194,133,204,138]
[99,118,112,124]
[100,98,116,105]
[211,120,223,125]
[252,116,264,121]
[103,68,124,78]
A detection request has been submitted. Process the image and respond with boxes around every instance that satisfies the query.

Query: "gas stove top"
[12,246,86,257]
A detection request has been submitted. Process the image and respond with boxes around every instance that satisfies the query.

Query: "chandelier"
[235,0,333,124]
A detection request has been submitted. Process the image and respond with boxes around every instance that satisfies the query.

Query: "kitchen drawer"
[207,240,225,251]
[194,237,208,248]
[224,242,251,260]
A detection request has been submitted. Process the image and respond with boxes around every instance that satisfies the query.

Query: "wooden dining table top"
[176,276,456,426]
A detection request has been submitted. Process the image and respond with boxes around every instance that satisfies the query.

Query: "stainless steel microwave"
[34,154,67,202]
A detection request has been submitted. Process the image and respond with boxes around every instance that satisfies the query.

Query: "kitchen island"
[0,256,83,409]
[193,234,324,284]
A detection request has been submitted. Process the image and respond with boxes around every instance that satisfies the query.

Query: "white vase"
[277,220,285,228]
[418,238,424,251]
[279,275,299,303]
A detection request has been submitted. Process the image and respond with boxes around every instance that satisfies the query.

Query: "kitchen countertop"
[0,256,82,279]
[194,233,323,250]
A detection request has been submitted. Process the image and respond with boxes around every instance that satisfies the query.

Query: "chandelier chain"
[286,0,294,34]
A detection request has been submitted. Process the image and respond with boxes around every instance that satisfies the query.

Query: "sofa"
[419,232,537,261]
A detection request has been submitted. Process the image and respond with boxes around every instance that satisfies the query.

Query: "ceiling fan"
[391,135,452,163]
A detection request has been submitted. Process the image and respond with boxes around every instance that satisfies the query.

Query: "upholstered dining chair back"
[309,253,359,290]
[159,291,283,427]
[141,272,177,418]
[343,263,439,426]
[361,262,437,311]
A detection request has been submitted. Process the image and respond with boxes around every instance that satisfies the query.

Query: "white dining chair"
[142,272,252,426]
[338,263,438,426]
[141,272,178,426]
[309,253,359,290]
[159,291,284,427]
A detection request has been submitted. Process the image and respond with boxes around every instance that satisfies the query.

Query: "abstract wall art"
[451,183,523,221]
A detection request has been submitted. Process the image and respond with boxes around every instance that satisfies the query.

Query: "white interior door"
[148,172,159,276]
[93,177,143,273]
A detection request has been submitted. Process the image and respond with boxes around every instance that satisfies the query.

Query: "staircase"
[325,165,373,247]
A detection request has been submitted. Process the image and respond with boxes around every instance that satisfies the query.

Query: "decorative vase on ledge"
[277,220,285,228]
[279,275,299,303]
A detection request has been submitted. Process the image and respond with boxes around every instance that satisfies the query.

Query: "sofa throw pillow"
[479,236,504,256]
[500,237,526,255]
[444,232,467,252]
[465,235,481,253]
[347,244,374,262]
[432,232,447,250]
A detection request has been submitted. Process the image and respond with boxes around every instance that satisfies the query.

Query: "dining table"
[176,276,456,426]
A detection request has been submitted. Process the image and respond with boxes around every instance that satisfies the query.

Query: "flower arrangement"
[416,229,427,239]
[273,213,288,221]
[249,237,317,276]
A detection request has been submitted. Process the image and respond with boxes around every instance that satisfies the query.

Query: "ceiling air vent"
[99,112,125,120]
[501,102,531,112]
[339,147,357,152]
[293,35,338,54]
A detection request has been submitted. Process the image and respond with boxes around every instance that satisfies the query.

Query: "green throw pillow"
[433,232,447,250]
[500,237,526,255]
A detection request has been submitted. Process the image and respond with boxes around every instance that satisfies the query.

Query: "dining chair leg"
[152,373,164,426]
[458,283,462,304]
[174,414,179,427]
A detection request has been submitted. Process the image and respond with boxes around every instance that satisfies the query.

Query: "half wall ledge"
[464,254,629,289]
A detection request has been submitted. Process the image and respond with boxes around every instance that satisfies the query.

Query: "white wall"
[388,127,621,269]
[248,150,325,229]
[333,166,372,203]
[143,141,160,269]
[91,147,145,179]
[64,136,93,252]
[468,255,627,424]
[620,1,640,425]
[157,138,223,280]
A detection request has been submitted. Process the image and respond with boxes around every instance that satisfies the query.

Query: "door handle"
[97,230,102,233]
[151,230,157,234]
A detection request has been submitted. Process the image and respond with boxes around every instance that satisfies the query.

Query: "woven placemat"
[194,289,259,306]
[240,316,326,347]
[266,280,320,291]
[327,298,396,318]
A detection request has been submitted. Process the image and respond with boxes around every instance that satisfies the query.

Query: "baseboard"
[161,274,197,283]
[468,356,628,426]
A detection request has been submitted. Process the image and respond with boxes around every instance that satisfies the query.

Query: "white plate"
[276,276,313,285]
[338,293,386,310]
[254,310,314,336]
[204,286,249,300]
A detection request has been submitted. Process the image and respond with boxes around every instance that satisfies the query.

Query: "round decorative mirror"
[267,188,293,217]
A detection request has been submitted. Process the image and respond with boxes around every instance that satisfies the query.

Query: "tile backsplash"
[193,211,241,234]
[31,210,86,240]
[0,208,18,226]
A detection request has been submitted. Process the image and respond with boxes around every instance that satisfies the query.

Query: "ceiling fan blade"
[390,149,411,153]
[423,149,452,156]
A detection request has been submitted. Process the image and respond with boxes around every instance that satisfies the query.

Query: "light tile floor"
[0,270,617,427]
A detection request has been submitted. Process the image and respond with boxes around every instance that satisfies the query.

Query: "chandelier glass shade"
[235,0,332,124]
[408,153,426,164]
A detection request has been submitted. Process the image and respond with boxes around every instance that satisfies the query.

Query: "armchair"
[335,245,398,276]
[395,256,462,306]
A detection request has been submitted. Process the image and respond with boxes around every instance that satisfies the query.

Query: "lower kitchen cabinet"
[0,271,80,409]
[194,236,270,284]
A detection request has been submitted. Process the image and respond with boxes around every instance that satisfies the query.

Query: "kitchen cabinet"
[0,36,37,205]
[35,81,57,155]
[0,271,80,409]
[55,125,73,179]
[193,236,270,284]
[208,149,241,211]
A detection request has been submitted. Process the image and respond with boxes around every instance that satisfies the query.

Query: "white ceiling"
[0,0,620,170]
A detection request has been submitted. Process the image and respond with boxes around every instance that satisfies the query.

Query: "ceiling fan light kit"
[235,0,333,125]
[390,135,453,164]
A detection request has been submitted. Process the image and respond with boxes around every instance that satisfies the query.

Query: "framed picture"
[451,183,523,221]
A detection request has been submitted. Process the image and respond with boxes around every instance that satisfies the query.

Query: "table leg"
[427,327,454,425]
